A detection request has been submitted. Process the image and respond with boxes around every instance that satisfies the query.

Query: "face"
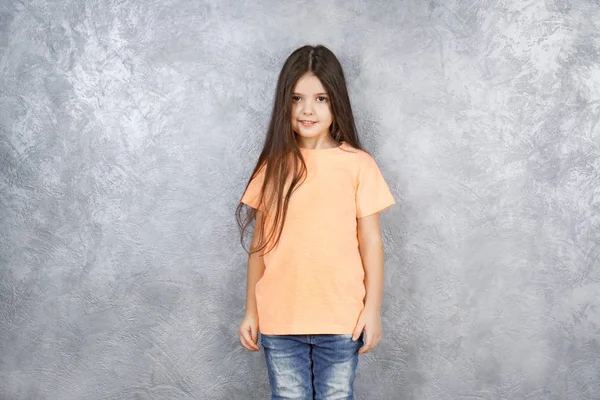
[290,73,333,142]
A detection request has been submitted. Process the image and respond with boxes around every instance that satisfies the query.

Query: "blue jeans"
[260,332,364,400]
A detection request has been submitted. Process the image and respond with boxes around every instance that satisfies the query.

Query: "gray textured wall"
[1,0,599,399]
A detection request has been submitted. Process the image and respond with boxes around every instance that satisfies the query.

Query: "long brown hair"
[236,44,366,256]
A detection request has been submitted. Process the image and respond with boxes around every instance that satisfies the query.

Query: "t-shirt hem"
[259,325,356,335]
[240,199,259,209]
[357,200,396,218]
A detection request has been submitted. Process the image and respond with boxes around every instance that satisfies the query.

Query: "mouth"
[299,120,317,126]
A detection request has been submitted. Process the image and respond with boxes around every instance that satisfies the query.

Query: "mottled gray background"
[1,0,599,399]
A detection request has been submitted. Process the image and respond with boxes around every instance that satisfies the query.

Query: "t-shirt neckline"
[299,140,345,153]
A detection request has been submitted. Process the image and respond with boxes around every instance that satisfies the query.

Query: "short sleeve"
[241,162,267,211]
[355,152,396,218]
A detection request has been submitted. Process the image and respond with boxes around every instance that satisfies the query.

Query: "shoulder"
[341,143,376,169]
[341,142,371,156]
[340,142,370,161]
[253,159,268,176]
[338,144,379,185]
[356,149,376,165]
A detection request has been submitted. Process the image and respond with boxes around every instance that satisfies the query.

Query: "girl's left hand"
[352,307,382,354]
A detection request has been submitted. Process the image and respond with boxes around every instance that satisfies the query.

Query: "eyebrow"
[292,92,329,96]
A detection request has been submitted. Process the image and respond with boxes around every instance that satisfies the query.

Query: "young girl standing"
[236,44,396,399]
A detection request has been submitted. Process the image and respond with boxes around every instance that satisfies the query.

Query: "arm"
[245,209,266,316]
[357,212,385,312]
[352,212,385,354]
[239,209,266,351]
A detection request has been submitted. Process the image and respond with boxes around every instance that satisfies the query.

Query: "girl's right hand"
[238,313,260,351]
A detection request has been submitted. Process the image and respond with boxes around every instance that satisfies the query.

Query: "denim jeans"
[260,332,365,400]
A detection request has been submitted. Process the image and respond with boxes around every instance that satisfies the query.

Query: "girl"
[235,44,396,399]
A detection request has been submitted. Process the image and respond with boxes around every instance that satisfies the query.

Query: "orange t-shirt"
[241,141,396,334]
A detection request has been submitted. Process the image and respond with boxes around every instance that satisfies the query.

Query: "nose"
[301,99,315,115]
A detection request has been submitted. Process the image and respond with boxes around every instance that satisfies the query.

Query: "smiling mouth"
[300,121,317,126]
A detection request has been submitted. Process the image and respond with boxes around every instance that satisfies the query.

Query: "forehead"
[292,74,327,94]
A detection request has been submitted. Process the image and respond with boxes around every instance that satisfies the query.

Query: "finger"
[241,328,259,351]
[241,334,259,351]
[358,332,370,354]
[246,333,260,351]
[240,335,252,350]
[359,340,371,354]
[247,326,260,350]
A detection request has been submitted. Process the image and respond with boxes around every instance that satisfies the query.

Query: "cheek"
[321,105,333,118]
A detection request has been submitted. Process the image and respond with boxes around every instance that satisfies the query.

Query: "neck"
[295,135,339,150]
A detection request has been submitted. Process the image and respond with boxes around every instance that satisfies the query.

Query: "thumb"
[352,324,363,341]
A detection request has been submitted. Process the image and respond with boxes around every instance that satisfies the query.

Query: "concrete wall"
[1,0,599,399]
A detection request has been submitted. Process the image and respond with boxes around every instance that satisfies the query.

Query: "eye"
[292,95,301,102]
[317,96,328,102]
